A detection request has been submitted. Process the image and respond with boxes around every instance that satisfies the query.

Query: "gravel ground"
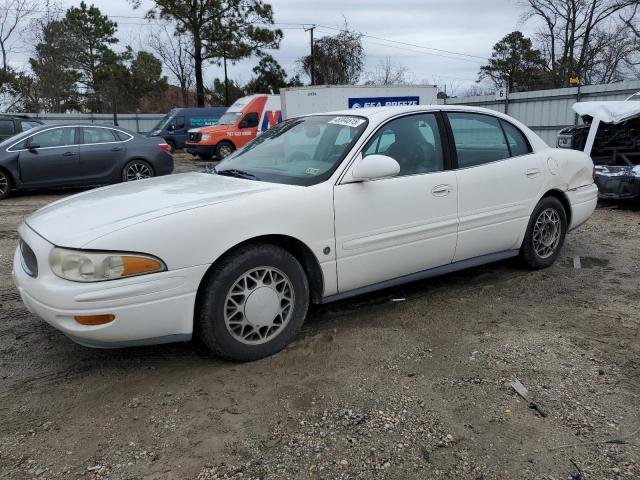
[0,154,639,479]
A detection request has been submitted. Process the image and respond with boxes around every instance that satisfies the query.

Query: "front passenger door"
[18,127,81,185]
[334,113,458,293]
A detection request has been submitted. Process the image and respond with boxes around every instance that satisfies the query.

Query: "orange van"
[185,94,282,160]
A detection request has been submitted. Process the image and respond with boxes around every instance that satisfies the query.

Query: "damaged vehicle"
[557,94,640,200]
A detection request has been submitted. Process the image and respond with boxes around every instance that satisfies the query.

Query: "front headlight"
[201,134,210,141]
[50,248,166,282]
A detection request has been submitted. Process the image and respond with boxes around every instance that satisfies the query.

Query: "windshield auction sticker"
[328,117,366,128]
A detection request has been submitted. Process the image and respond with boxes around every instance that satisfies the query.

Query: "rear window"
[0,119,15,135]
[500,121,531,157]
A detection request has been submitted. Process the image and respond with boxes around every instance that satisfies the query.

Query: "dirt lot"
[1,154,639,479]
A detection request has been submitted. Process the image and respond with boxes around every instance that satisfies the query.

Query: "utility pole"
[223,55,229,107]
[304,25,316,85]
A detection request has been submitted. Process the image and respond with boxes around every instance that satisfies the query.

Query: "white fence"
[10,113,165,134]
[440,79,640,145]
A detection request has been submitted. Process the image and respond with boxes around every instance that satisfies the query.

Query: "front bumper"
[566,183,598,231]
[12,223,209,348]
[595,166,640,200]
[185,144,216,157]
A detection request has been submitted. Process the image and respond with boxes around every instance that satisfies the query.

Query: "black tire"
[121,160,154,182]
[196,244,309,362]
[215,141,235,160]
[198,153,213,161]
[520,196,567,269]
[0,169,11,200]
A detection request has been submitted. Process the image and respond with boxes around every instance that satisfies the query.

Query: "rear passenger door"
[79,127,127,182]
[445,112,545,262]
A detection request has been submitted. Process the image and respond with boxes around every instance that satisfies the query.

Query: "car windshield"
[151,113,174,132]
[217,111,243,125]
[215,115,368,186]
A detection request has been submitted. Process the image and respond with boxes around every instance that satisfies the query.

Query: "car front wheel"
[122,160,154,182]
[196,244,309,361]
[520,196,567,269]
[215,141,235,159]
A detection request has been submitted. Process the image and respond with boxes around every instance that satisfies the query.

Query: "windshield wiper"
[216,168,260,180]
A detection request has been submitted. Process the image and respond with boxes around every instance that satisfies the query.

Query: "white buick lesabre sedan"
[13,106,598,361]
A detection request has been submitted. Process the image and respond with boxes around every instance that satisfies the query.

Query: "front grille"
[188,131,202,142]
[20,239,38,278]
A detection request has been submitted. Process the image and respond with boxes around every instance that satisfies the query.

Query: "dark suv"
[0,115,43,141]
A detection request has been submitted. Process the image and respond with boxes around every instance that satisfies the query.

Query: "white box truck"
[280,85,439,119]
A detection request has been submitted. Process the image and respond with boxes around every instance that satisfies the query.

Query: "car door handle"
[111,147,123,151]
[525,168,541,178]
[431,184,452,197]
[62,151,77,157]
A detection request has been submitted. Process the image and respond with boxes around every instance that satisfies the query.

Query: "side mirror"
[28,143,40,151]
[167,123,175,132]
[346,154,400,183]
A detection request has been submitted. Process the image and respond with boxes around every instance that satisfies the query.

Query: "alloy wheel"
[0,172,8,197]
[223,266,294,345]
[218,144,233,158]
[125,162,152,181]
[532,208,561,258]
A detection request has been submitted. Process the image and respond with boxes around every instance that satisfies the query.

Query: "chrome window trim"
[5,125,133,152]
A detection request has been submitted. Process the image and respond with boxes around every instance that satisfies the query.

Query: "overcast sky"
[33,0,537,95]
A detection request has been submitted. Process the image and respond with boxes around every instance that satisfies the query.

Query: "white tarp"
[573,101,640,124]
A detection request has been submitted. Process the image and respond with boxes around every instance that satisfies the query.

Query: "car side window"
[363,113,444,176]
[83,127,117,144]
[114,130,132,141]
[173,116,186,130]
[20,120,41,132]
[500,120,531,157]
[29,127,76,148]
[242,112,259,128]
[447,112,510,168]
[20,120,40,131]
[0,119,15,135]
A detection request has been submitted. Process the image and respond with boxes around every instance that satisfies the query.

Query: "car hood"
[26,172,286,248]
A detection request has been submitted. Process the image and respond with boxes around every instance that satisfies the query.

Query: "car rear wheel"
[122,160,154,182]
[520,196,567,269]
[0,169,12,200]
[215,141,235,159]
[196,244,309,362]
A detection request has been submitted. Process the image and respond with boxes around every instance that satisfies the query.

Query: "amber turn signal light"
[121,256,163,277]
[74,314,116,326]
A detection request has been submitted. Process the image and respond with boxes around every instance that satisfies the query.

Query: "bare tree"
[148,21,194,107]
[522,0,638,86]
[0,0,41,85]
[364,57,413,85]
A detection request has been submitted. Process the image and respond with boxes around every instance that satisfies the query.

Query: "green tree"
[61,1,122,111]
[244,55,301,94]
[129,51,168,111]
[207,77,244,106]
[299,26,364,85]
[479,31,548,93]
[29,19,81,112]
[132,0,282,107]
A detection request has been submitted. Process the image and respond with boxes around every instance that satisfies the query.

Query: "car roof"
[29,123,137,133]
[310,104,549,151]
